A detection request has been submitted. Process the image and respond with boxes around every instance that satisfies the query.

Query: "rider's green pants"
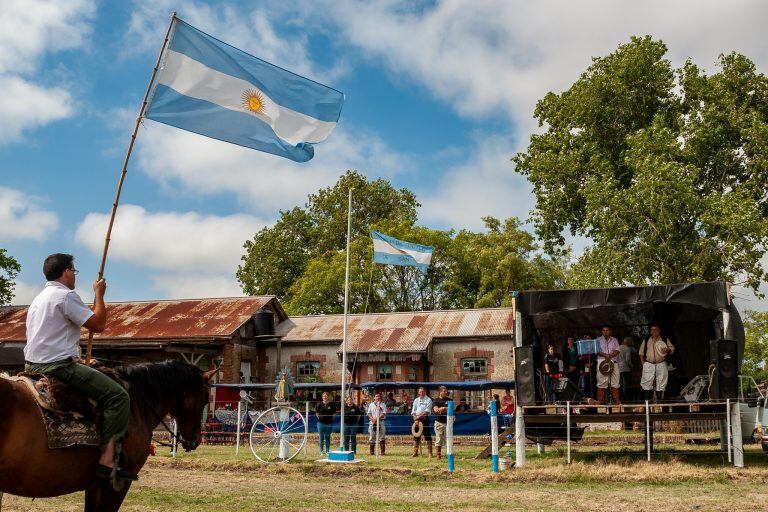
[26,359,130,450]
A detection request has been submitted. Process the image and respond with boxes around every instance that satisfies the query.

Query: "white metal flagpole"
[339,187,353,450]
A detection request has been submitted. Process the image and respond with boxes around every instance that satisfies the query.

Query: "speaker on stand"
[515,345,540,405]
[709,339,738,399]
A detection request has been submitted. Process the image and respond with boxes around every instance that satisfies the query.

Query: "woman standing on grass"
[315,392,335,456]
[342,396,364,453]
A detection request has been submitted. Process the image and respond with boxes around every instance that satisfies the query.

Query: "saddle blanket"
[2,373,101,449]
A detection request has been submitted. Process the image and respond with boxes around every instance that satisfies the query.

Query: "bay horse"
[0,360,216,511]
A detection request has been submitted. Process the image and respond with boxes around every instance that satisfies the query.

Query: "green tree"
[743,310,768,385]
[238,172,565,314]
[514,36,768,293]
[0,249,21,306]
[237,171,419,303]
[444,217,566,308]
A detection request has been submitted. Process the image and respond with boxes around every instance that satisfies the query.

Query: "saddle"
[2,365,126,449]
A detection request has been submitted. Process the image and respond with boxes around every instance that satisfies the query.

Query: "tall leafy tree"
[238,173,564,314]
[743,310,768,385]
[514,36,768,293]
[237,171,419,304]
[0,249,21,306]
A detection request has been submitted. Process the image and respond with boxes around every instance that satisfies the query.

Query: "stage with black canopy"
[514,281,744,387]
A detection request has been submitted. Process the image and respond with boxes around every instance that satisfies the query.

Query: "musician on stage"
[596,325,621,405]
[638,324,675,402]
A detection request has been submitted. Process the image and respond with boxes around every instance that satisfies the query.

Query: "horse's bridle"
[131,380,211,449]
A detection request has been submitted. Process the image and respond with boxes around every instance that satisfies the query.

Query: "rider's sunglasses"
[68,268,79,275]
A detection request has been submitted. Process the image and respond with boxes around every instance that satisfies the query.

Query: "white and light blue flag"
[145,18,344,162]
[371,230,434,273]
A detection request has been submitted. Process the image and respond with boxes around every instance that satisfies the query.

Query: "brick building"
[274,308,516,405]
[0,297,286,384]
[1,299,515,405]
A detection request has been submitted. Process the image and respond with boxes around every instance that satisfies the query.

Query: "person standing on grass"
[315,392,335,456]
[367,392,387,455]
[411,386,434,458]
[342,396,364,454]
[432,386,452,460]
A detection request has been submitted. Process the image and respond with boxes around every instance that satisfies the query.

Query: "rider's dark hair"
[43,253,74,281]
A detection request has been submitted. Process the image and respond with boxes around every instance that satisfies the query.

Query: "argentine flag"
[145,18,344,162]
[371,230,434,274]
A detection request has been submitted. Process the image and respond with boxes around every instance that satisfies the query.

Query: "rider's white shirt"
[24,281,94,364]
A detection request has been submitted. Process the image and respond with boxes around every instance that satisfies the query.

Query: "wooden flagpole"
[85,12,177,363]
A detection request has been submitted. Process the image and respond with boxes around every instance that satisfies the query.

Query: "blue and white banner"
[371,230,434,273]
[145,18,344,162]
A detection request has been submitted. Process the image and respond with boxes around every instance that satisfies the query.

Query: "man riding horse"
[24,253,133,480]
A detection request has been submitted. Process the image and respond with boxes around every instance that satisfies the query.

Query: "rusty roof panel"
[277,307,515,353]
[0,297,279,343]
[0,306,27,342]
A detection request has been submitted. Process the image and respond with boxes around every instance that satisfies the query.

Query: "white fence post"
[645,400,651,461]
[171,419,178,458]
[731,401,743,468]
[235,400,242,456]
[446,400,455,472]
[726,399,732,463]
[566,401,571,464]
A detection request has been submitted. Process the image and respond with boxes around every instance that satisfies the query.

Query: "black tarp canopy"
[515,281,744,383]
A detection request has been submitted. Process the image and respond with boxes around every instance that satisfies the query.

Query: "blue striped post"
[490,400,499,473]
[446,400,455,472]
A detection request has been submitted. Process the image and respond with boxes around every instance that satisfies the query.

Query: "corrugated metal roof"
[276,308,515,353]
[0,297,282,343]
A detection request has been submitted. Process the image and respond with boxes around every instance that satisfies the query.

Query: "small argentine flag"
[371,230,434,273]
[145,18,344,162]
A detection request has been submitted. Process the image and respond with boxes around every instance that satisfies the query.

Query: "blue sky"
[2,0,767,312]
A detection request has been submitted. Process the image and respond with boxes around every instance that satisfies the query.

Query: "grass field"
[5,439,768,511]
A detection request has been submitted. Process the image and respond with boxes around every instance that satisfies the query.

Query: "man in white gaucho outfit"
[638,324,675,402]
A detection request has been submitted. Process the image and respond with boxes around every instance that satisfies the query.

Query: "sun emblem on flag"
[242,89,266,114]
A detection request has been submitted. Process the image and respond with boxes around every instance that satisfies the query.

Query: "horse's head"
[170,366,217,451]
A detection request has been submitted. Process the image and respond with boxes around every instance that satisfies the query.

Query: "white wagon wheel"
[249,405,307,463]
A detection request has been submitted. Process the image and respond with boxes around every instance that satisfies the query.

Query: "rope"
[350,255,375,391]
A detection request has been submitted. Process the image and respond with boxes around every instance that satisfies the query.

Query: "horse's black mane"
[116,360,204,416]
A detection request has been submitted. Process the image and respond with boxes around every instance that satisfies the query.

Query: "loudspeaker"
[515,345,540,405]
[554,378,583,403]
[709,339,738,399]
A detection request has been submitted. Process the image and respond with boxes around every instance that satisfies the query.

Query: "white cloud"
[135,122,408,216]
[10,280,41,305]
[0,75,73,142]
[0,0,94,143]
[149,273,243,299]
[125,0,346,83]
[0,0,94,74]
[75,204,265,273]
[312,0,768,136]
[10,280,90,305]
[419,135,532,230]
[0,186,59,241]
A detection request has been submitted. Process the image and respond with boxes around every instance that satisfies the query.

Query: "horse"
[0,360,216,511]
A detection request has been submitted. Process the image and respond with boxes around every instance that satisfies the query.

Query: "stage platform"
[521,400,731,424]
